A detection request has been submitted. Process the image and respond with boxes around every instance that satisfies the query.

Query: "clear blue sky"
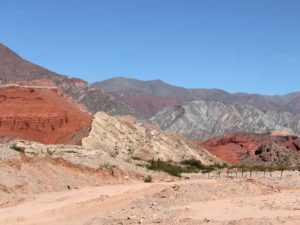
[1,0,300,95]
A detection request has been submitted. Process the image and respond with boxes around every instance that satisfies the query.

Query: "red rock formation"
[0,86,92,144]
[198,133,300,164]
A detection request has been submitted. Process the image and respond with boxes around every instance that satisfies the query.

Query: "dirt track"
[2,178,300,225]
[0,182,162,225]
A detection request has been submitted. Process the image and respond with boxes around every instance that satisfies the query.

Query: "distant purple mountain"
[93,77,300,117]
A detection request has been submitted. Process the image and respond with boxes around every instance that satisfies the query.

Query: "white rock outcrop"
[83,112,219,164]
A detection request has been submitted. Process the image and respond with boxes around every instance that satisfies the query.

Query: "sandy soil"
[2,174,300,225]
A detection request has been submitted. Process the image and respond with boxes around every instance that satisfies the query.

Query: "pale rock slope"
[0,140,155,206]
[151,101,300,140]
[82,112,220,164]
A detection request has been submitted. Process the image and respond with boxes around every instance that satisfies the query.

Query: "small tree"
[143,175,153,183]
[277,166,287,180]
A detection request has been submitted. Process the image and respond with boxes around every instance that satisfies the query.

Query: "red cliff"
[0,86,92,144]
[199,133,300,164]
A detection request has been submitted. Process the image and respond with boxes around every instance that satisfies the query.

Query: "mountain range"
[94,77,300,141]
[150,101,300,140]
[94,77,300,118]
[1,43,300,143]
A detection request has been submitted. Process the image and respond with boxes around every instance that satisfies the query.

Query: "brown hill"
[199,133,300,164]
[94,77,300,118]
[0,85,92,144]
[112,94,188,118]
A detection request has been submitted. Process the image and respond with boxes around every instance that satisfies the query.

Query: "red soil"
[0,86,92,145]
[198,133,300,164]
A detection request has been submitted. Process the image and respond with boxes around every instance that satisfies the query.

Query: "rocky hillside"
[0,140,154,206]
[111,94,188,118]
[150,101,300,141]
[0,44,136,116]
[0,85,92,144]
[199,133,300,164]
[59,82,136,116]
[94,77,300,117]
[82,112,221,163]
[93,77,230,117]
[241,143,300,168]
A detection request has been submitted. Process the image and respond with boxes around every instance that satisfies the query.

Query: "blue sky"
[1,0,300,95]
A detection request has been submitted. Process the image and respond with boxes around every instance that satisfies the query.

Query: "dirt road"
[2,179,300,225]
[0,182,163,225]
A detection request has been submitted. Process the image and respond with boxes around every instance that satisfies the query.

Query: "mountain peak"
[0,44,137,117]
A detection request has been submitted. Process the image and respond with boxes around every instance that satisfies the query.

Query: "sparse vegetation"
[145,158,228,177]
[135,163,146,167]
[64,150,78,154]
[143,175,153,183]
[147,160,191,177]
[132,156,142,161]
[224,164,296,179]
[100,163,117,170]
[46,148,54,155]
[100,163,117,177]
[10,144,25,153]
[181,159,203,169]
[144,157,295,179]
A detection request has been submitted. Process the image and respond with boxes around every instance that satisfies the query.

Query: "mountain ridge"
[94,77,300,117]
[150,100,300,141]
[0,44,137,117]
[94,76,300,97]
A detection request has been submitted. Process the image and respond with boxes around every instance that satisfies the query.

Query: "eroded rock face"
[151,101,300,141]
[199,133,300,164]
[0,86,92,144]
[242,143,300,167]
[82,112,221,164]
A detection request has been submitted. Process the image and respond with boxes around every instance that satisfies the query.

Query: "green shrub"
[145,159,229,177]
[10,144,25,153]
[132,156,142,160]
[147,160,199,177]
[181,159,227,171]
[46,148,54,155]
[214,163,228,169]
[200,164,218,173]
[181,159,203,169]
[143,175,153,183]
[148,160,181,177]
